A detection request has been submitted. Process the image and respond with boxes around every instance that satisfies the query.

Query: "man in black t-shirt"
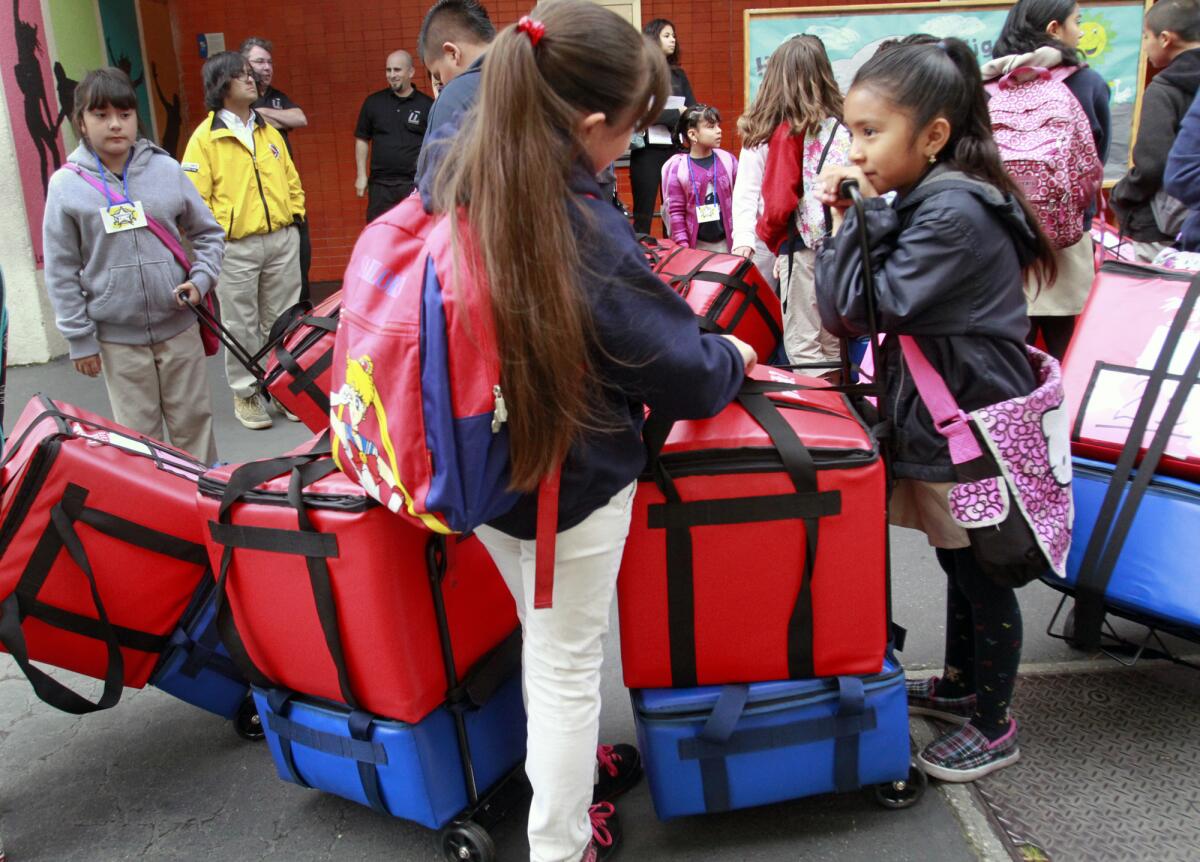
[242,36,312,302]
[355,50,434,221]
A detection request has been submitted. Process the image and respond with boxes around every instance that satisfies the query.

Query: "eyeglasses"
[234,71,256,82]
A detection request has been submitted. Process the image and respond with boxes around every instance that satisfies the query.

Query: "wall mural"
[0,0,182,265]
[0,0,66,264]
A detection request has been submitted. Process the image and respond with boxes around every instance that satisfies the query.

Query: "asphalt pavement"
[0,347,1194,862]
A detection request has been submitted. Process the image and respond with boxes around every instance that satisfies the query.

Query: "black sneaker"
[593,743,643,803]
[579,802,621,861]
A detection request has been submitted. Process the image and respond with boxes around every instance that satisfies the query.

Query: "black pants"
[1027,315,1076,361]
[629,145,674,234]
[935,547,1023,737]
[296,218,312,306]
[367,179,415,223]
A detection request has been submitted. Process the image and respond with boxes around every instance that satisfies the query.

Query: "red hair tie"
[517,15,545,47]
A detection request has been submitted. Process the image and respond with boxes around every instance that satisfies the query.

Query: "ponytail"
[993,0,1082,65]
[431,0,668,491]
[852,37,1056,286]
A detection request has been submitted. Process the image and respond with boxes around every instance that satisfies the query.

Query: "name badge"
[100,201,148,234]
[696,203,720,224]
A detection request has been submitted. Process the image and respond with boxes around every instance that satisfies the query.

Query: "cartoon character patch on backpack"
[330,353,406,515]
[985,65,1103,249]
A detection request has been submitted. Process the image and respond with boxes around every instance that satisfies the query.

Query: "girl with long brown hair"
[424,2,753,859]
[748,35,852,370]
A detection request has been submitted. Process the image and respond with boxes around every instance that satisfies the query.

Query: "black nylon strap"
[208,444,334,693]
[648,491,841,529]
[207,521,339,558]
[1073,272,1200,648]
[283,347,333,415]
[76,507,209,566]
[287,465,361,710]
[736,391,823,679]
[0,487,126,714]
[20,597,169,654]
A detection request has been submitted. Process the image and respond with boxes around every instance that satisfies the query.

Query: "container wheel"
[873,762,927,809]
[438,820,496,862]
[234,694,265,741]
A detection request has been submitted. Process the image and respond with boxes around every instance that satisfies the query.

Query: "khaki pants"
[782,248,840,367]
[218,226,301,398]
[98,325,218,464]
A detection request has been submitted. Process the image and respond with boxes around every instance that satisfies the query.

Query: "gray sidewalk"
[0,353,1196,861]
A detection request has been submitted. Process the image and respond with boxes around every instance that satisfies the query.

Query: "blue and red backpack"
[331,195,560,606]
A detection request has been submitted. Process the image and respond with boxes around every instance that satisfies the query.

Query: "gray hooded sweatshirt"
[43,139,225,359]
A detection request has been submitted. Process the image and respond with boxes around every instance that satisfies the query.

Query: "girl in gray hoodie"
[43,68,225,463]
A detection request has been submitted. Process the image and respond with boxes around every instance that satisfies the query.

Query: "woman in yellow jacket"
[182,50,306,430]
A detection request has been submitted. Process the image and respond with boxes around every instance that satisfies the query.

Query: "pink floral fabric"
[968,347,1074,576]
[796,118,851,248]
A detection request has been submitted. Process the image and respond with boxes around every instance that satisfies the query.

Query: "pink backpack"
[985,66,1102,249]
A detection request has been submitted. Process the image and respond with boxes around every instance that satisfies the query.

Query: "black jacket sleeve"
[1112,83,1175,214]
[815,198,994,339]
[591,241,745,420]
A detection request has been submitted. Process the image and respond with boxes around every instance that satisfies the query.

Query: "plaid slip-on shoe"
[917,720,1020,782]
[906,676,976,725]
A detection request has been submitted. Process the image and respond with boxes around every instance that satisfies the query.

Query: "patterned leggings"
[934,547,1023,739]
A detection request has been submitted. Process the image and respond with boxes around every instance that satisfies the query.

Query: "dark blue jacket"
[815,169,1038,482]
[1165,88,1200,251]
[1112,49,1200,241]
[418,147,745,538]
[415,54,486,186]
[1064,65,1111,223]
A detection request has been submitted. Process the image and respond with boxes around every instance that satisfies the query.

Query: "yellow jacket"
[181,111,305,240]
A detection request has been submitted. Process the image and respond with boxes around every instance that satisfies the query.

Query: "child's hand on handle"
[731,246,754,259]
[721,334,757,373]
[815,165,878,212]
[174,281,201,307]
[74,355,101,377]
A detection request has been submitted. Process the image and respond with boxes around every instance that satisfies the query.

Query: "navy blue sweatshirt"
[418,144,745,538]
[1165,88,1200,251]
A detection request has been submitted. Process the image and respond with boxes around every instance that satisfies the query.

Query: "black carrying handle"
[189,298,267,381]
[1073,271,1200,648]
[0,495,125,714]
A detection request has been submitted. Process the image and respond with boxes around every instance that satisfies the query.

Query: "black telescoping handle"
[188,299,267,381]
[842,180,884,394]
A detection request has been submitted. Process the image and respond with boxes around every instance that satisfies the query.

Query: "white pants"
[781,248,840,367]
[475,482,636,862]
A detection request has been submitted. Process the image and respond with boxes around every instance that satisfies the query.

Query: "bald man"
[354,50,435,221]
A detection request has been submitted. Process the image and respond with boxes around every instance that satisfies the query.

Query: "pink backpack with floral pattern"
[985,66,1102,249]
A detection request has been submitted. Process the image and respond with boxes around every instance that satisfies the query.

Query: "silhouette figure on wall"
[52,61,77,134]
[151,61,180,158]
[106,37,143,88]
[12,0,61,193]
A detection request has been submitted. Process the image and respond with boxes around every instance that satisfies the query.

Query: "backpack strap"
[533,468,561,609]
[65,162,192,272]
[897,335,984,465]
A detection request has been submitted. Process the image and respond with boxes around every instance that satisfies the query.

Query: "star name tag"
[100,201,148,234]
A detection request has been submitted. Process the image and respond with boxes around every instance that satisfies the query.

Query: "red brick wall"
[168,0,845,281]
